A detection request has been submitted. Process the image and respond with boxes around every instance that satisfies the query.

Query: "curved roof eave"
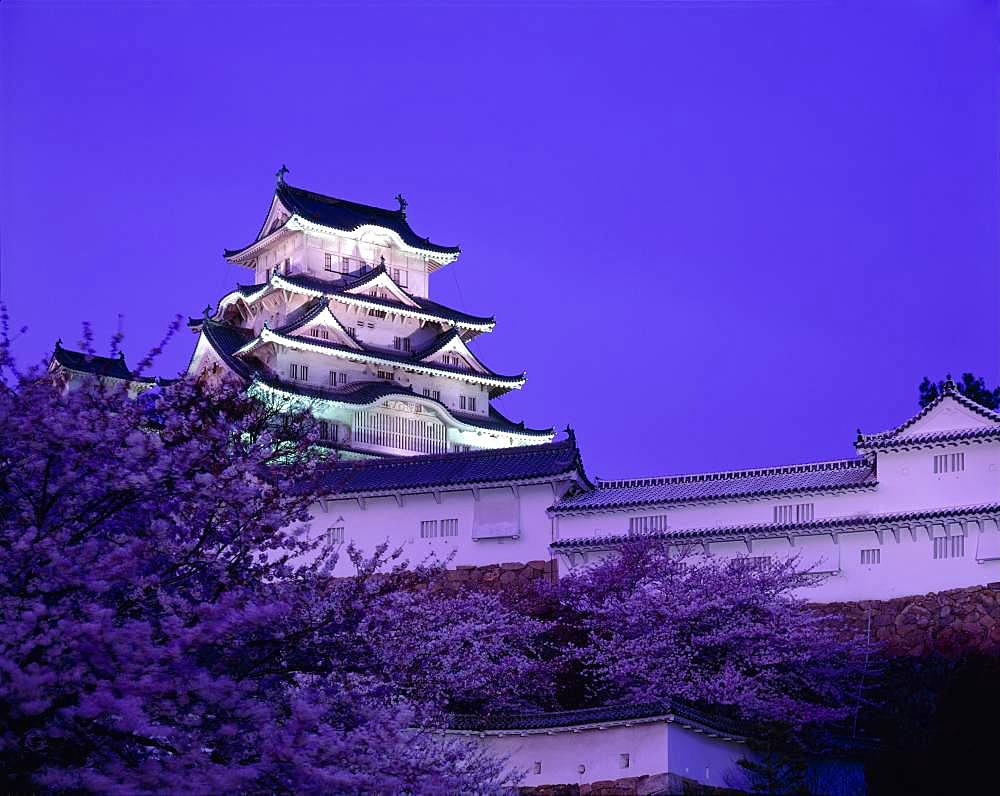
[249,376,552,439]
[239,327,526,390]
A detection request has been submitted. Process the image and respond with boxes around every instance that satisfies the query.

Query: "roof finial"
[856,427,864,443]
[944,373,956,393]
[55,337,62,349]
[395,193,407,217]
[276,164,289,185]
[379,254,386,270]
[564,424,576,445]
[204,304,212,318]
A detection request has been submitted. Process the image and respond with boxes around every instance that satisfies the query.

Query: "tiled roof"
[251,375,553,438]
[448,699,746,738]
[199,321,255,378]
[52,344,133,380]
[316,436,586,496]
[276,270,495,329]
[859,427,1000,450]
[274,299,327,333]
[50,343,172,385]
[276,183,459,255]
[856,379,1000,451]
[246,326,525,395]
[225,183,459,258]
[551,502,1000,549]
[551,459,877,514]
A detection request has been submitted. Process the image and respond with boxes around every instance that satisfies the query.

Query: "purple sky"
[2,2,997,479]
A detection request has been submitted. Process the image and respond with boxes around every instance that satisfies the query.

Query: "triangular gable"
[858,382,1000,450]
[896,394,1000,438]
[343,270,419,309]
[256,193,292,242]
[416,330,490,375]
[285,304,362,350]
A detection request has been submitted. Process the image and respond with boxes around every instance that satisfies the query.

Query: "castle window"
[340,257,350,273]
[394,336,411,352]
[861,548,880,565]
[532,762,542,775]
[934,536,965,560]
[933,452,965,474]
[324,253,334,271]
[378,370,394,381]
[629,515,669,533]
[318,420,331,441]
[289,363,308,381]
[734,555,772,571]
[265,268,270,282]
[441,518,459,537]
[774,503,814,524]
[423,388,441,401]
[619,754,630,769]
[460,396,466,410]
[328,526,344,544]
[329,371,338,386]
[283,258,290,272]
[420,520,439,539]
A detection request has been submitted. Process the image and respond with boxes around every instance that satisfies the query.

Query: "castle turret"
[186,173,552,459]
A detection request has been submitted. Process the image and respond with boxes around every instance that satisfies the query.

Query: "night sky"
[2,1,997,479]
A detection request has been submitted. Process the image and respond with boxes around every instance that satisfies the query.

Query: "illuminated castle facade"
[50,176,1000,609]
[186,172,552,459]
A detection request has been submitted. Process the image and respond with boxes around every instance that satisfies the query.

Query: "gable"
[419,332,490,374]
[344,271,418,308]
[297,306,362,349]
[899,396,1000,438]
[257,195,291,241]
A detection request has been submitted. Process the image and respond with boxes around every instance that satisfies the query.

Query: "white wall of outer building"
[456,722,861,795]
[470,723,669,788]
[307,481,568,577]
[551,438,1000,602]
[453,722,749,791]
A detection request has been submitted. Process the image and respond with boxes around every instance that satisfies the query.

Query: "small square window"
[619,753,630,769]
[532,762,542,775]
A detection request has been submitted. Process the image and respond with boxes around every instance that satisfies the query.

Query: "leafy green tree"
[918,373,1000,410]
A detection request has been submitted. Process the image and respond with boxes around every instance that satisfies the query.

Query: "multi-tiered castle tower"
[186,172,553,459]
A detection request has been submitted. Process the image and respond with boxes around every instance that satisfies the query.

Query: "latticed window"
[933,536,965,560]
[441,518,459,537]
[733,555,772,571]
[354,408,447,455]
[420,520,438,539]
[328,526,344,544]
[933,452,964,474]
[861,548,881,565]
[774,503,814,523]
[289,363,308,381]
[628,515,669,533]
[324,253,334,271]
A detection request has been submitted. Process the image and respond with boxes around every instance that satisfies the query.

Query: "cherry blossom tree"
[551,540,874,729]
[0,324,540,793]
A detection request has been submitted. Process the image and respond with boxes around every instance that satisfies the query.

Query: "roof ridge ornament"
[944,374,957,393]
[276,164,289,185]
[394,193,407,218]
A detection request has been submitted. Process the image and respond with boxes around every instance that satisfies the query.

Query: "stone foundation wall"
[821,582,1000,656]
[444,559,558,588]
[517,773,741,795]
